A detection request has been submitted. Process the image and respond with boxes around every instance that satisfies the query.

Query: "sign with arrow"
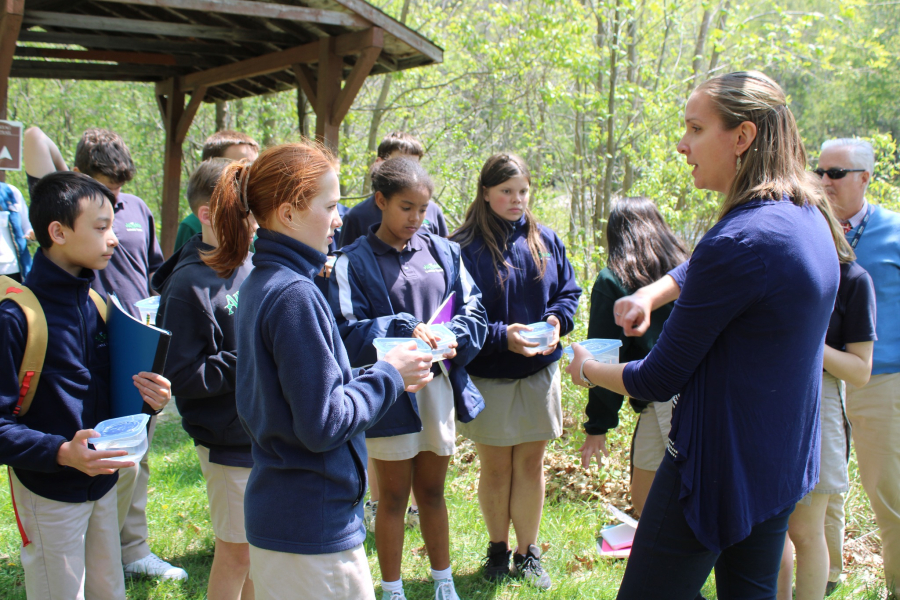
[0,120,23,171]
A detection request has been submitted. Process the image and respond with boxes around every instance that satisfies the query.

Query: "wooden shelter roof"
[12,0,443,102]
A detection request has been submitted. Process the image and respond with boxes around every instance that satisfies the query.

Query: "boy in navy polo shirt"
[23,126,185,580]
[0,172,172,599]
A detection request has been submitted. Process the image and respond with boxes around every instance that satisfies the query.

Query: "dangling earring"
[736,154,742,171]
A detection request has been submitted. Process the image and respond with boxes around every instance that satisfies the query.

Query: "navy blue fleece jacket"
[236,229,406,555]
[0,250,117,502]
[458,217,582,379]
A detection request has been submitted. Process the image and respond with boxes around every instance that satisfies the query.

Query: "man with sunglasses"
[819,137,900,599]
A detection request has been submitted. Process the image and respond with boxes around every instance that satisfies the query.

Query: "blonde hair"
[696,71,854,263]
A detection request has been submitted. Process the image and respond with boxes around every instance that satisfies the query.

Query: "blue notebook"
[107,294,172,418]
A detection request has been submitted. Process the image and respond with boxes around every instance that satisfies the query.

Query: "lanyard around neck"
[848,204,874,249]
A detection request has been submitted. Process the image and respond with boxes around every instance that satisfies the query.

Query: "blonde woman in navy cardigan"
[567,71,851,600]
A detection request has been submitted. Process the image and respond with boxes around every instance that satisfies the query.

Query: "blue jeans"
[617,454,793,600]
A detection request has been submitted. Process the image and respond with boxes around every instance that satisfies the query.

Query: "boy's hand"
[133,372,172,412]
[57,429,134,476]
[507,323,541,357]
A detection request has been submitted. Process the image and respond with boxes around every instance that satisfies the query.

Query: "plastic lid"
[372,338,431,355]
[134,296,160,309]
[428,324,457,345]
[525,321,554,333]
[90,414,150,443]
[563,339,624,359]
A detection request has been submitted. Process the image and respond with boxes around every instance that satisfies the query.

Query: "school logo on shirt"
[225,291,239,315]
[423,262,444,274]
[94,331,108,348]
[125,222,143,232]
[539,252,554,260]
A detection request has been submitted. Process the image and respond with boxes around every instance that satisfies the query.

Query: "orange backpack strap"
[0,276,47,417]
[88,289,108,323]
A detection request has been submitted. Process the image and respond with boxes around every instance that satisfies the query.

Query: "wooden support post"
[0,0,23,183]
[157,78,207,257]
[315,37,342,151]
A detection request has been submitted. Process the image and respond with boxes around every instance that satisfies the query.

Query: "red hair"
[202,141,338,278]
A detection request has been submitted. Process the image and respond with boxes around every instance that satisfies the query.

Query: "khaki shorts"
[458,363,562,446]
[632,400,674,472]
[367,372,456,460]
[196,445,250,544]
[249,543,375,600]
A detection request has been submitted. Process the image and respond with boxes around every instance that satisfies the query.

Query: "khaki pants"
[847,372,900,596]
[116,414,156,564]
[825,492,845,583]
[249,544,375,600]
[9,469,125,600]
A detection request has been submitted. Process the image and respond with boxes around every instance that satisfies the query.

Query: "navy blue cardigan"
[236,229,405,555]
[623,198,840,552]
[458,217,582,380]
[329,232,487,437]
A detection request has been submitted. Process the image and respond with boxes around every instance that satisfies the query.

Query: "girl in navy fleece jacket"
[330,158,487,600]
[451,154,582,589]
[201,143,434,600]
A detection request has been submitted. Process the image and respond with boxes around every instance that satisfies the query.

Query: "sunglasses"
[813,168,865,180]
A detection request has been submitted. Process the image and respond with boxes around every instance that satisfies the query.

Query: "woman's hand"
[133,372,172,412]
[383,341,434,392]
[507,323,541,357]
[541,315,561,355]
[614,294,653,337]
[564,343,595,388]
[580,433,609,468]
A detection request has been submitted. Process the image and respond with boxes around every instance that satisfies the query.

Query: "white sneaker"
[381,590,407,600]
[405,505,420,530]
[434,577,460,600]
[124,552,188,581]
[365,500,378,533]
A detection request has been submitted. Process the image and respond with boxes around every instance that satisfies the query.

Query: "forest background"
[1,0,899,597]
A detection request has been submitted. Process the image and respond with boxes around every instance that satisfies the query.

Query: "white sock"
[431,566,452,581]
[382,578,403,593]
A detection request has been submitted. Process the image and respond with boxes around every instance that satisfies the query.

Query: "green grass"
[0,386,888,599]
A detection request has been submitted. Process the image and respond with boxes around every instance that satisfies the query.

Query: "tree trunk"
[687,7,714,95]
[598,0,622,251]
[707,1,730,76]
[215,100,229,131]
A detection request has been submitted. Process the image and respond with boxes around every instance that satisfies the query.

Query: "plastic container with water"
[520,321,556,352]
[89,414,151,463]
[426,323,457,361]
[373,337,432,362]
[133,296,160,326]
[563,339,623,364]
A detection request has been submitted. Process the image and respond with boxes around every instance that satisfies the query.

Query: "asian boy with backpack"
[0,171,172,599]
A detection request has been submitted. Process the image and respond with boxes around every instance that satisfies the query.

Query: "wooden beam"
[331,45,380,124]
[11,60,179,79]
[158,77,186,257]
[329,0,442,64]
[175,85,206,142]
[17,30,254,56]
[15,47,178,65]
[179,28,383,93]
[315,36,341,151]
[22,10,301,44]
[292,62,316,108]
[0,0,25,121]
[102,0,369,28]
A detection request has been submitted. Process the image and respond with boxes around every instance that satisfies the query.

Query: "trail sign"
[0,121,23,171]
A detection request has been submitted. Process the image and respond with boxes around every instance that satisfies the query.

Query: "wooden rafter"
[101,0,368,28]
[16,30,253,56]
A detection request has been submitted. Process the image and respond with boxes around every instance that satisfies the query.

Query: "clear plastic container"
[520,321,555,352]
[133,296,160,326]
[563,338,623,363]
[427,324,457,361]
[373,337,432,362]
[89,414,150,463]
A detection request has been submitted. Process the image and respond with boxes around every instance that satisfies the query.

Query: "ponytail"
[202,160,254,278]
[202,141,338,278]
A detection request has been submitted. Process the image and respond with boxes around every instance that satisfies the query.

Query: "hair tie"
[239,164,251,214]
